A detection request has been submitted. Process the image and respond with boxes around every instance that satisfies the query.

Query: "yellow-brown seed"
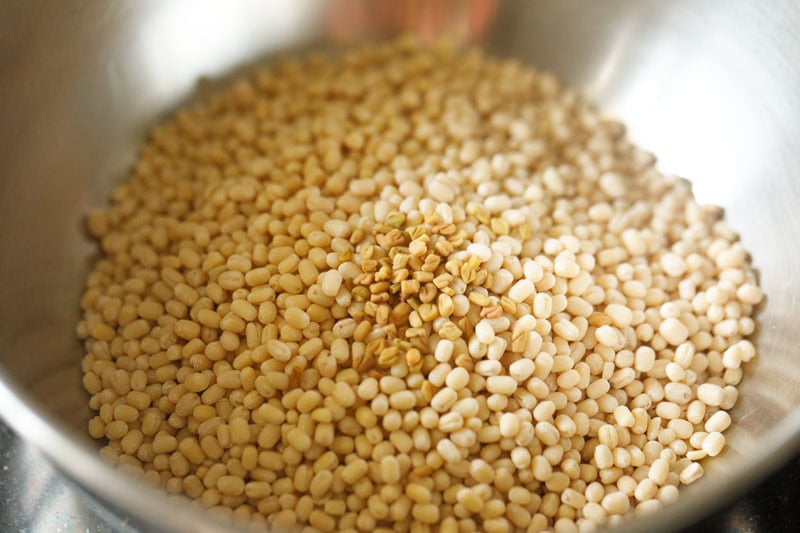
[79,38,761,533]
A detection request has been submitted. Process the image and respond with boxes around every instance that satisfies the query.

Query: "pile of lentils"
[78,38,764,533]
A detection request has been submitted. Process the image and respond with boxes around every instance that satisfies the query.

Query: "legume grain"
[79,37,763,531]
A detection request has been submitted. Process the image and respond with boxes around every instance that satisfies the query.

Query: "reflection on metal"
[0,423,140,532]
[131,0,323,109]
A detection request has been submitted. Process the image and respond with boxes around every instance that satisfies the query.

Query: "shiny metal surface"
[0,421,143,532]
[0,0,799,530]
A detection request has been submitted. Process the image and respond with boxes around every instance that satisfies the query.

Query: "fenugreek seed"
[438,321,462,340]
[405,348,422,371]
[378,346,399,367]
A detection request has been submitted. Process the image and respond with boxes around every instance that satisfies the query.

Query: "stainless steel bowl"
[1,1,799,530]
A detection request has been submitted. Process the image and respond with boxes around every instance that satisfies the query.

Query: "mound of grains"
[78,37,764,532]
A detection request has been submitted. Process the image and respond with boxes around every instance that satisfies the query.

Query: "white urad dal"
[78,38,763,532]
